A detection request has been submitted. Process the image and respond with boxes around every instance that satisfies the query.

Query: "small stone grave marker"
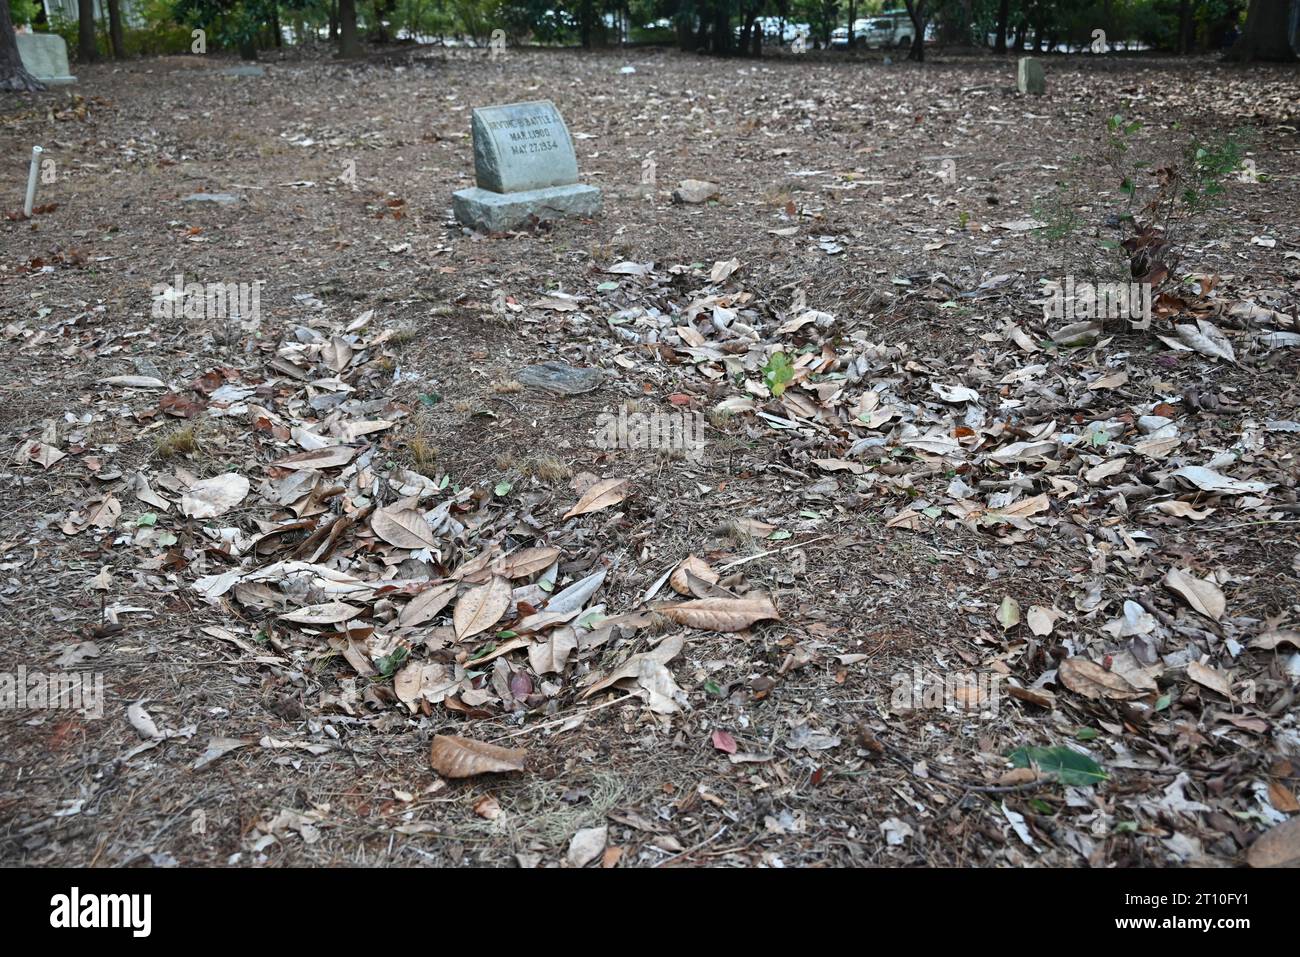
[1017,57,1045,95]
[17,33,77,86]
[452,100,601,232]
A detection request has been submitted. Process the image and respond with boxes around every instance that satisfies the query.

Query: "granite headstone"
[452,100,601,232]
[1017,57,1045,95]
[17,33,77,86]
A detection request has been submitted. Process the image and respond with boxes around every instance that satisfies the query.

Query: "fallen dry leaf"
[429,735,526,778]
[656,594,779,632]
[563,477,629,519]
[453,576,513,640]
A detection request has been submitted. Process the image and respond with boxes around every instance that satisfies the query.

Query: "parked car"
[861,11,915,49]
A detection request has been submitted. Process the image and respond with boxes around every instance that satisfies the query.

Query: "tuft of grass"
[155,425,200,459]
[644,611,677,636]
[389,326,419,347]
[451,399,474,414]
[492,379,523,394]
[708,407,733,430]
[717,519,755,546]
[406,434,438,477]
[524,455,571,483]
[494,451,516,471]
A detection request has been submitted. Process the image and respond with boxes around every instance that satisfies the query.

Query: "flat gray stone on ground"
[454,183,600,232]
[1017,57,1046,95]
[470,100,580,193]
[17,33,76,85]
[221,65,266,77]
[673,180,719,204]
[181,193,240,204]
[516,360,606,395]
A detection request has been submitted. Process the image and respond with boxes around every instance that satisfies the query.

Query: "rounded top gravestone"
[471,100,580,194]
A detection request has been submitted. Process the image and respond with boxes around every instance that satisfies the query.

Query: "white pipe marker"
[24,146,44,218]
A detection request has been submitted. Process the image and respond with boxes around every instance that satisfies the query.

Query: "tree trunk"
[108,0,125,59]
[904,0,925,61]
[330,0,339,42]
[1232,0,1296,60]
[338,0,361,57]
[995,0,1009,52]
[1177,0,1191,53]
[0,0,46,91]
[77,0,98,62]
[272,4,283,47]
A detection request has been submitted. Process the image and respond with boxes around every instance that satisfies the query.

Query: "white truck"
[861,11,916,49]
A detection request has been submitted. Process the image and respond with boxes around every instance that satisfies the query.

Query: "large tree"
[338,0,361,55]
[1231,0,1296,60]
[1,0,45,91]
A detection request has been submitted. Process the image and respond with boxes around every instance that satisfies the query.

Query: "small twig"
[716,535,831,571]
[653,825,727,867]
[491,693,637,742]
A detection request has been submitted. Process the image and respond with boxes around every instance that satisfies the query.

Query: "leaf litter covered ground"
[1,47,1299,868]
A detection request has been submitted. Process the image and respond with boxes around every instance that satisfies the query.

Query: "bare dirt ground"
[1,44,1298,868]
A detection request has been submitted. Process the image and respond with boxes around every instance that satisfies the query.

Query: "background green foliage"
[16,0,1253,59]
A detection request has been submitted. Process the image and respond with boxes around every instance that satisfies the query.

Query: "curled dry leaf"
[270,446,358,471]
[1058,657,1146,701]
[670,555,718,596]
[429,735,527,778]
[453,576,513,641]
[527,625,578,675]
[496,546,560,579]
[1187,659,1233,700]
[279,601,364,625]
[563,477,629,519]
[656,594,779,632]
[1164,568,1225,621]
[180,473,250,519]
[399,581,458,627]
[371,503,439,550]
[1247,817,1300,868]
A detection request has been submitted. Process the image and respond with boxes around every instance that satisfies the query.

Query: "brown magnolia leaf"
[279,602,364,625]
[399,581,457,627]
[656,594,779,633]
[270,446,357,471]
[429,735,526,778]
[563,477,629,519]
[496,546,560,579]
[1164,568,1225,621]
[670,555,718,596]
[1247,817,1300,868]
[1187,660,1232,700]
[453,576,512,640]
[527,625,578,675]
[371,503,438,550]
[1268,781,1300,814]
[1057,657,1145,701]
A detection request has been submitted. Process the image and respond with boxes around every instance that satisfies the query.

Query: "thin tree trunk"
[995,0,1009,52]
[108,0,125,59]
[904,0,926,61]
[0,0,46,91]
[78,0,98,62]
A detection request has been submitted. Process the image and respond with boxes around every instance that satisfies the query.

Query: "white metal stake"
[24,146,44,218]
